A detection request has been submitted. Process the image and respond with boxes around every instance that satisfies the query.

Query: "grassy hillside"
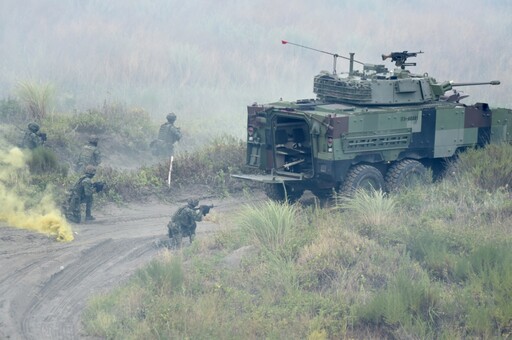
[82,144,512,339]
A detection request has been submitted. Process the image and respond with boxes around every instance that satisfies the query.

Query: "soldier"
[64,165,105,223]
[150,112,182,157]
[167,199,212,248]
[21,122,46,149]
[76,135,101,173]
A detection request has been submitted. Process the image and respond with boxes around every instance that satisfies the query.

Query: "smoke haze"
[0,147,73,241]
[1,0,511,136]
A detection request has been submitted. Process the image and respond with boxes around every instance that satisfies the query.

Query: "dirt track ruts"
[0,193,256,340]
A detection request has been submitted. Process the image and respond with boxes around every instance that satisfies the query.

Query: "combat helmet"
[84,165,97,176]
[28,122,40,132]
[166,112,177,123]
[187,198,199,208]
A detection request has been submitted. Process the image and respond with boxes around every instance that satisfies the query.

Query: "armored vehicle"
[232,41,512,202]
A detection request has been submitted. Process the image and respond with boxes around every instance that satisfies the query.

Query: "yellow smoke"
[0,147,74,242]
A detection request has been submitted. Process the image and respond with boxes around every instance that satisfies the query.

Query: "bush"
[450,143,512,192]
[238,201,309,260]
[163,134,248,194]
[26,146,66,175]
[354,266,442,338]
[454,242,512,336]
[94,166,164,202]
[337,189,397,234]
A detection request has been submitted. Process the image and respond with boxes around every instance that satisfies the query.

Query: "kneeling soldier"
[167,199,212,248]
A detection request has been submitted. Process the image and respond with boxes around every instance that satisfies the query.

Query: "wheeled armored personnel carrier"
[232,41,512,202]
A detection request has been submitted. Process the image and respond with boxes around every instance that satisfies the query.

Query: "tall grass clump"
[338,189,396,227]
[16,80,55,121]
[336,188,400,241]
[237,200,307,260]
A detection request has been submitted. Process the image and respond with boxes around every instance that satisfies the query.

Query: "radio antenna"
[281,40,364,74]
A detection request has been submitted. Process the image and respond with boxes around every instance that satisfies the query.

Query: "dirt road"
[0,193,257,340]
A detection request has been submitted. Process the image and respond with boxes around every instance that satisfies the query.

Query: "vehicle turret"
[281,42,502,106]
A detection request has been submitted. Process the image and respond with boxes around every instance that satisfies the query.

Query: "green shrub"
[167,134,248,193]
[450,242,512,337]
[238,200,307,260]
[406,225,460,281]
[354,266,442,338]
[94,166,164,202]
[450,143,512,192]
[26,146,65,175]
[133,255,184,295]
[338,190,396,227]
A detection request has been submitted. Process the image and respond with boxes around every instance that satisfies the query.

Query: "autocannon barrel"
[451,80,501,87]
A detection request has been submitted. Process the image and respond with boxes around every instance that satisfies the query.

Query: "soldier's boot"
[189,233,195,243]
[85,203,95,221]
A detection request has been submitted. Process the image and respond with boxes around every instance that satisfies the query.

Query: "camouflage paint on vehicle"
[233,45,512,201]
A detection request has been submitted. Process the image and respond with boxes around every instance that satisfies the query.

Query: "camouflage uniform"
[151,113,182,157]
[21,122,46,149]
[65,165,99,223]
[167,199,203,248]
[76,136,101,173]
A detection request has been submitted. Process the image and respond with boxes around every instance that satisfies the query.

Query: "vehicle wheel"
[264,183,304,203]
[340,164,385,197]
[385,159,429,192]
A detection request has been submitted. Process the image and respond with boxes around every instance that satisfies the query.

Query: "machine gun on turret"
[382,50,424,69]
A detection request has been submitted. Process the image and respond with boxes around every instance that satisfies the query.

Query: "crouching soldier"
[21,122,46,149]
[64,165,106,223]
[167,199,213,248]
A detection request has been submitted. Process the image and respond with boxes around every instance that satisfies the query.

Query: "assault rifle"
[93,181,107,193]
[38,132,47,143]
[196,204,214,216]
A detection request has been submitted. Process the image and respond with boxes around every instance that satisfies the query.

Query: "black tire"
[264,183,304,203]
[340,164,385,197]
[385,159,429,192]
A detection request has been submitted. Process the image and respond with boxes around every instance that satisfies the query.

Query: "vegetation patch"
[82,145,512,339]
